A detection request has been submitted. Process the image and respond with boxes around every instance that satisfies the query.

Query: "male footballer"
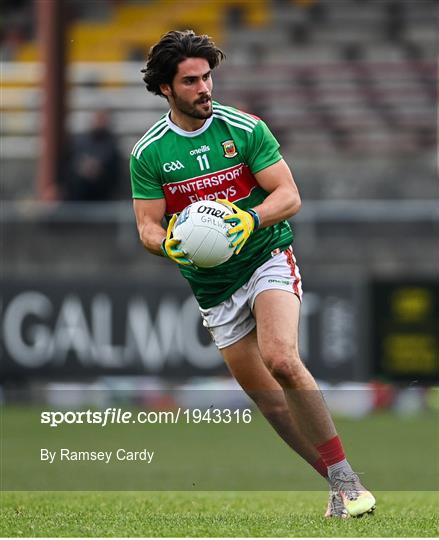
[130,30,376,518]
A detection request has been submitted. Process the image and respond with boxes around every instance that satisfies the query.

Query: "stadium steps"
[16,0,269,63]
[3,1,436,163]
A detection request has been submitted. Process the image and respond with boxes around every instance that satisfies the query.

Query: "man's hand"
[216,199,260,255]
[161,214,193,265]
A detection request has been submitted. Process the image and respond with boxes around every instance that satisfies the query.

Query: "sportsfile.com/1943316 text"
[40,407,253,427]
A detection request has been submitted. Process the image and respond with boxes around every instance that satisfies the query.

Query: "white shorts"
[199,247,302,349]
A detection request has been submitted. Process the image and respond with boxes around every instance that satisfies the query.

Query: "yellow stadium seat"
[15,0,269,62]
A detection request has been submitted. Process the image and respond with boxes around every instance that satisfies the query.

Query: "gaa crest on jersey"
[221,140,238,158]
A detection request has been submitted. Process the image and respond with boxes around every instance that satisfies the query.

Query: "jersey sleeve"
[130,152,164,199]
[245,120,282,174]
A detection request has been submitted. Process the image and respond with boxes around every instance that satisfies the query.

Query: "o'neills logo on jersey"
[164,163,258,214]
[221,139,238,158]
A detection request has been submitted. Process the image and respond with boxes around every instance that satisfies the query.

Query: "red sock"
[316,435,346,467]
[312,457,328,478]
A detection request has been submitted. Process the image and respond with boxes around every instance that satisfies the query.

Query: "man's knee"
[263,351,305,385]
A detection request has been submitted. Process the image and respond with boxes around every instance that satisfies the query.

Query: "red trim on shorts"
[284,248,299,296]
[284,247,300,298]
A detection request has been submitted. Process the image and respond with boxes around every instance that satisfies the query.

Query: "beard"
[171,90,212,120]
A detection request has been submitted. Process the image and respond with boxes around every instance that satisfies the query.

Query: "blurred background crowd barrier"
[1,0,438,410]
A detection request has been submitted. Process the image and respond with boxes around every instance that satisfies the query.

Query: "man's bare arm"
[253,159,301,228]
[132,198,167,256]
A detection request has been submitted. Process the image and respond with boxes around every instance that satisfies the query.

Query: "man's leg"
[254,291,336,444]
[253,289,375,517]
[221,328,325,471]
[221,328,347,518]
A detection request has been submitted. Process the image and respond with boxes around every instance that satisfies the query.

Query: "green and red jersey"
[130,101,294,308]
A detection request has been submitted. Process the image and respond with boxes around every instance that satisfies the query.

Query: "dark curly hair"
[141,30,225,97]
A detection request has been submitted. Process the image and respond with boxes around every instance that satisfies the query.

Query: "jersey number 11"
[196,154,210,171]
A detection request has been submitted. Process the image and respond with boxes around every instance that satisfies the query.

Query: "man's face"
[161,57,213,120]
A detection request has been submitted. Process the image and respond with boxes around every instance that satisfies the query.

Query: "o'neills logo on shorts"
[164,163,258,214]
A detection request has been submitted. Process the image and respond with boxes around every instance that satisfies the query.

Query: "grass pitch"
[1,490,438,537]
[1,406,438,536]
[2,407,438,491]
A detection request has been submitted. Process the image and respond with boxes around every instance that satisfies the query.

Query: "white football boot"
[324,490,349,518]
[329,470,376,517]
